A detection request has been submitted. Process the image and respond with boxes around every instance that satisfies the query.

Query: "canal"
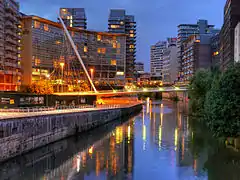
[1,101,240,180]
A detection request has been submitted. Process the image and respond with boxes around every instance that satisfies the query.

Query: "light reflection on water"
[1,101,240,180]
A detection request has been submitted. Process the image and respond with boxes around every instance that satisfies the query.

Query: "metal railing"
[0,104,124,113]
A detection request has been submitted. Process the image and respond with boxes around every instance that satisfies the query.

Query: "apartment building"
[60,8,87,29]
[108,9,136,81]
[0,0,21,91]
[182,34,212,81]
[21,15,126,90]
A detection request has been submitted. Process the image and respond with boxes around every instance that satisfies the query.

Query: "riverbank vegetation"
[189,63,240,138]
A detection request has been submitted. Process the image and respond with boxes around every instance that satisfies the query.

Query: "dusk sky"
[19,0,226,72]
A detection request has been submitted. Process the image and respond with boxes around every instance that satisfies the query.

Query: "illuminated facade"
[182,34,212,81]
[0,0,21,91]
[21,15,126,90]
[60,8,87,29]
[108,9,136,80]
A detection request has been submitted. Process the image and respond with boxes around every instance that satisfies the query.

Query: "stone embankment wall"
[0,104,142,163]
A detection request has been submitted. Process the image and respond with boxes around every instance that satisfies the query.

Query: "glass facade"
[21,16,126,91]
[108,10,136,80]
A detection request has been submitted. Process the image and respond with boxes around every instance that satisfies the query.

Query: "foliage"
[204,64,240,137]
[188,69,212,116]
[73,81,90,92]
[189,63,240,137]
[29,80,54,94]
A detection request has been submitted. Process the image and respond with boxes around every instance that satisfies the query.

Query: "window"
[117,43,121,49]
[35,58,41,66]
[97,35,101,41]
[110,25,120,29]
[44,24,49,31]
[195,40,200,43]
[111,59,117,66]
[129,34,134,37]
[97,48,106,54]
[130,30,134,33]
[129,44,135,49]
[120,21,124,25]
[113,42,117,48]
[84,46,88,52]
[34,21,40,29]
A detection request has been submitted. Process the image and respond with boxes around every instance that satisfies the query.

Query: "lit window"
[84,46,88,52]
[18,54,21,58]
[44,24,49,31]
[213,51,219,56]
[129,44,135,49]
[113,42,117,48]
[110,25,120,29]
[102,48,106,54]
[195,40,200,43]
[97,35,101,41]
[116,72,124,75]
[111,59,117,66]
[129,34,134,37]
[18,25,22,28]
[62,9,66,12]
[18,47,21,50]
[56,41,61,44]
[34,21,40,29]
[120,21,124,25]
[67,16,70,20]
[34,58,41,66]
[18,40,21,43]
[130,30,134,33]
[117,43,121,49]
[18,61,21,65]
[97,48,106,54]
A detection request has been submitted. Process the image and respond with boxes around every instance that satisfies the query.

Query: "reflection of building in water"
[68,120,135,179]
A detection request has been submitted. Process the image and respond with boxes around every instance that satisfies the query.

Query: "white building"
[162,44,178,84]
[234,22,240,63]
[150,41,168,80]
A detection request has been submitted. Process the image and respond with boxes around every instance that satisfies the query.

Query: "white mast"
[58,15,98,93]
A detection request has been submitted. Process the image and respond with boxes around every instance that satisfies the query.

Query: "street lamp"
[60,62,65,92]
[90,68,94,91]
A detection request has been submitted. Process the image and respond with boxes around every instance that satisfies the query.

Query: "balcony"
[5,29,17,37]
[5,13,16,21]
[5,21,13,27]
[6,37,17,45]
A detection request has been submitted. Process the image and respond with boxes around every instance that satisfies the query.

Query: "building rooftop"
[22,15,126,36]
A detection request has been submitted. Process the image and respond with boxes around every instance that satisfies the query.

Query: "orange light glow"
[88,146,93,154]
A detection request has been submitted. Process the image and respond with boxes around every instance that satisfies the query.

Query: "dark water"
[1,101,240,180]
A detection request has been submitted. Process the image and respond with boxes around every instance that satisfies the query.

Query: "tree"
[29,80,54,95]
[73,81,90,92]
[204,63,240,137]
[188,69,212,116]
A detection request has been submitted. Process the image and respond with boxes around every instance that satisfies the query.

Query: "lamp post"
[60,62,65,93]
[90,68,94,91]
